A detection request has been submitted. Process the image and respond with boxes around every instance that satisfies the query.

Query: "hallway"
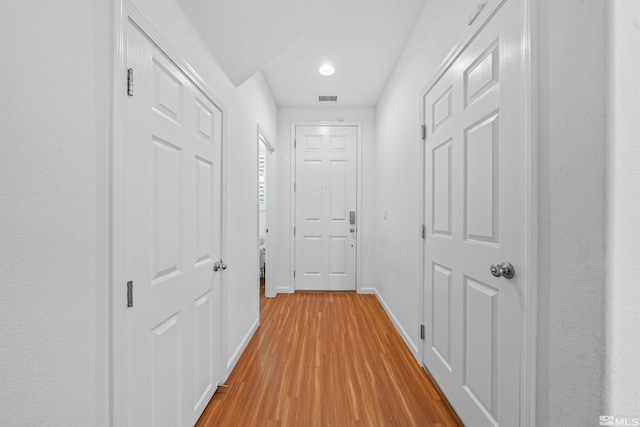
[196,290,461,426]
[3,0,637,425]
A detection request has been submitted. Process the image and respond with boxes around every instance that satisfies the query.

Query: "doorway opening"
[258,126,275,298]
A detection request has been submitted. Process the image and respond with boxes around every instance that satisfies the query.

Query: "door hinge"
[294,183,296,192]
[294,227,296,235]
[294,139,297,148]
[421,224,426,240]
[421,124,426,141]
[420,324,425,340]
[293,270,296,278]
[127,68,134,97]
[127,280,133,307]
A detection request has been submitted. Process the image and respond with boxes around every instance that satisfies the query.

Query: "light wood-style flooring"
[196,285,462,426]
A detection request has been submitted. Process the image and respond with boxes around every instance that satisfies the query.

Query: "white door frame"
[111,1,228,424]
[417,0,537,425]
[289,122,363,292]
[257,125,276,298]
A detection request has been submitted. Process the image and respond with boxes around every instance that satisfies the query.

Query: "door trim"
[289,122,363,292]
[111,1,228,424]
[417,0,536,425]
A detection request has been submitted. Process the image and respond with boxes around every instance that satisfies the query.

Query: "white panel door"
[125,22,223,427]
[422,1,524,426]
[294,125,357,291]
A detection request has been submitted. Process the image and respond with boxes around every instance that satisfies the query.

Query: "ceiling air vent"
[318,95,338,102]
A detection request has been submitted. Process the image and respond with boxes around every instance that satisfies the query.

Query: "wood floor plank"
[196,290,462,426]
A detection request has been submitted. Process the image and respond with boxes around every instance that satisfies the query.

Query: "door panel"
[432,139,453,237]
[151,137,183,282]
[303,236,323,275]
[125,21,223,427]
[422,1,524,426]
[463,276,499,419]
[151,314,181,427]
[432,263,452,369]
[464,113,500,244]
[295,125,357,291]
[194,291,214,409]
[195,158,213,265]
[329,161,348,220]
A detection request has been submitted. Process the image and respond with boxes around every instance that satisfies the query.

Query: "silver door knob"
[490,262,515,279]
[350,228,355,232]
[220,260,227,270]
[213,261,221,272]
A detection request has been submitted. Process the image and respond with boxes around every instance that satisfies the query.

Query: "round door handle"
[213,261,221,272]
[350,228,355,233]
[220,260,227,270]
[490,262,515,279]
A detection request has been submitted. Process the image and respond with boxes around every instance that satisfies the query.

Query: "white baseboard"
[225,318,259,375]
[276,286,293,294]
[358,286,376,294]
[372,289,419,361]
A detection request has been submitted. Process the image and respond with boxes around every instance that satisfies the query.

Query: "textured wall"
[606,0,640,416]
[373,0,472,359]
[536,0,607,424]
[226,73,278,368]
[0,0,110,425]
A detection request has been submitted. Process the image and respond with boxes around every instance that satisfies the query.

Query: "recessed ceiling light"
[319,63,335,76]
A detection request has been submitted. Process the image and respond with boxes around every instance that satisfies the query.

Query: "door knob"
[350,227,355,233]
[490,262,515,279]
[220,260,227,270]
[213,261,221,272]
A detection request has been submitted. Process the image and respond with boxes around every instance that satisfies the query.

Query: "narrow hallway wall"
[536,0,607,424]
[0,1,110,425]
[374,0,471,362]
[606,0,640,415]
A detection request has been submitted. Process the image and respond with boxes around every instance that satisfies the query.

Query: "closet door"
[422,1,526,426]
[124,20,223,426]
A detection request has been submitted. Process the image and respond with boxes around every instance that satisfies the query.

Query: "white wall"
[606,0,640,415]
[275,107,376,294]
[536,0,607,424]
[376,0,610,425]
[374,0,472,361]
[0,0,110,425]
[226,73,278,367]
[0,0,277,424]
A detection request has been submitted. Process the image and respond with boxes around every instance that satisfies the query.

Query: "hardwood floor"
[196,289,462,426]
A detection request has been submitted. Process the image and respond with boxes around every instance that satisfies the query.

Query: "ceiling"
[176,0,427,107]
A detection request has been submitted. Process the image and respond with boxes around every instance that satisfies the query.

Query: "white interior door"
[294,125,357,291]
[125,21,223,427]
[422,1,524,426]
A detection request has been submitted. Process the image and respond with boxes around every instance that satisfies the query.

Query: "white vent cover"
[318,95,338,102]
